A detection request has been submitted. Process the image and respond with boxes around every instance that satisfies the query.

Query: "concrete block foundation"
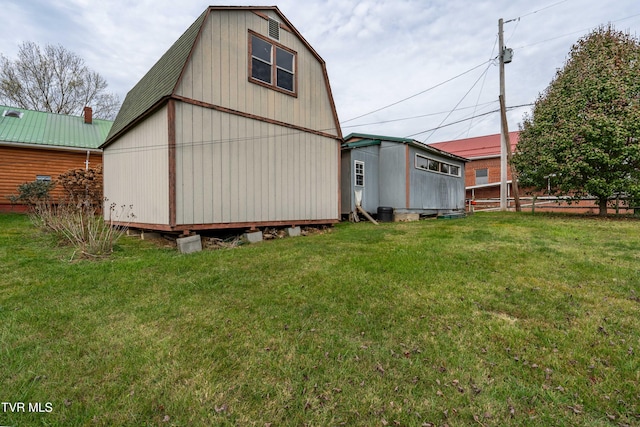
[176,234,202,254]
[286,226,301,237]
[243,230,263,244]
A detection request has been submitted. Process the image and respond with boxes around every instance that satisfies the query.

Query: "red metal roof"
[428,131,519,159]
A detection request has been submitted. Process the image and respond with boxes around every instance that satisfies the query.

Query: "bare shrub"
[31,199,135,258]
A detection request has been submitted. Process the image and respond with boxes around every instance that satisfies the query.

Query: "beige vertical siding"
[174,103,338,225]
[103,106,169,225]
[176,10,339,137]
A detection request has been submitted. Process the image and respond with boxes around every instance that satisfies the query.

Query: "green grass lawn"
[1,212,638,426]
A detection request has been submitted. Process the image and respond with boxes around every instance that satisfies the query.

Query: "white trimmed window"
[355,161,365,186]
[415,154,460,177]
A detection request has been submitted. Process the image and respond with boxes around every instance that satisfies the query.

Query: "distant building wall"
[0,145,102,212]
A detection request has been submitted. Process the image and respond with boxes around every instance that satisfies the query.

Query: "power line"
[404,103,533,140]
[514,12,640,50]
[341,101,497,129]
[0,103,534,163]
[519,0,569,19]
[341,60,493,124]
[421,62,494,143]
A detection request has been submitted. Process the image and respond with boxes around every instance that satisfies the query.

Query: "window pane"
[252,58,271,83]
[416,155,428,170]
[277,69,294,91]
[476,168,488,185]
[441,163,449,174]
[428,159,439,171]
[276,47,293,72]
[355,161,364,186]
[449,165,459,176]
[252,36,271,62]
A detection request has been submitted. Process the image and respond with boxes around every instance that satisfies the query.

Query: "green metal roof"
[0,105,112,150]
[343,132,469,162]
[344,133,414,144]
[341,139,382,149]
[103,9,208,146]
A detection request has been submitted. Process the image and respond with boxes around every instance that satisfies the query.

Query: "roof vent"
[3,109,23,119]
[268,18,280,40]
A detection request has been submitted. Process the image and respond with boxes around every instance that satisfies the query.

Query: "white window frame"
[415,154,461,177]
[354,160,365,187]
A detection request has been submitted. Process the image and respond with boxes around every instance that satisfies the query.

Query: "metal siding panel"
[268,123,278,220]
[409,146,466,210]
[220,13,231,108]
[168,104,338,225]
[103,106,169,225]
[192,106,205,223]
[340,152,351,214]
[212,113,224,222]
[228,13,240,112]
[211,13,222,104]
[227,114,238,221]
[378,142,406,208]
[202,107,214,220]
[201,20,213,106]
[220,130,231,223]
[349,147,380,213]
[176,103,195,225]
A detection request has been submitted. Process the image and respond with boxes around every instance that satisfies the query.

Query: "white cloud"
[0,0,638,141]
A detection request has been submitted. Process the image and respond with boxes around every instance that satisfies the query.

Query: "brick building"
[429,132,518,202]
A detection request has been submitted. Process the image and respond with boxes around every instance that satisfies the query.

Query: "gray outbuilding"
[341,133,468,218]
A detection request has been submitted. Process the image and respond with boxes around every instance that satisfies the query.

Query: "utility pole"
[498,18,514,211]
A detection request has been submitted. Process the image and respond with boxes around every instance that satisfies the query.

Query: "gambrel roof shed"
[103,6,341,147]
[102,6,342,232]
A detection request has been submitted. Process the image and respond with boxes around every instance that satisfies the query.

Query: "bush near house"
[10,166,129,258]
[6,179,56,205]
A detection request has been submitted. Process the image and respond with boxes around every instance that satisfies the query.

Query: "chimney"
[83,106,93,124]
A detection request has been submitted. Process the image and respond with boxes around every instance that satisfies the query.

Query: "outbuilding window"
[415,154,460,177]
[249,32,296,95]
[355,161,365,186]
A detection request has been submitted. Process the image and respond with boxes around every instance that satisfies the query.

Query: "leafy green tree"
[0,42,120,119]
[513,25,640,215]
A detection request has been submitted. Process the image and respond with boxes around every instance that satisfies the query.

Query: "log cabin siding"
[0,145,101,209]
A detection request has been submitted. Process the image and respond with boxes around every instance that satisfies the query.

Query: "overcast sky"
[1,0,638,143]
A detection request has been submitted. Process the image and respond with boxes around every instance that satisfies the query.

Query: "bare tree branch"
[0,42,120,119]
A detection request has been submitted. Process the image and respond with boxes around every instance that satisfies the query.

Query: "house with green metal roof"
[101,6,342,232]
[341,133,468,219]
[0,105,112,211]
